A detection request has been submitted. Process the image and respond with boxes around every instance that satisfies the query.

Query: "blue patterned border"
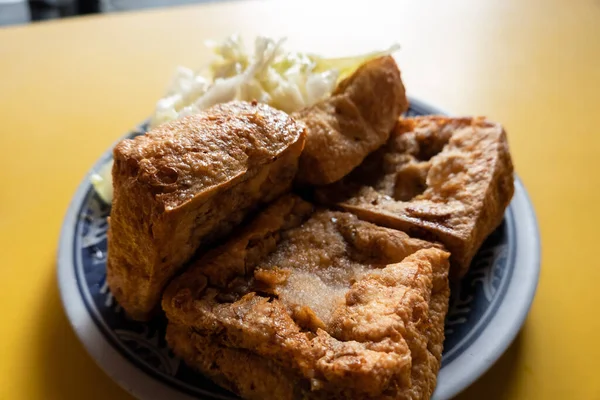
[442,210,516,366]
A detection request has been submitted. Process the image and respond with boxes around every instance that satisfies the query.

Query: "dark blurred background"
[0,0,225,26]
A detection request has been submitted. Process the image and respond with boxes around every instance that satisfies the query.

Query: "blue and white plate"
[57,98,540,400]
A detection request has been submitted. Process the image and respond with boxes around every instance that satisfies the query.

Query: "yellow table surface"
[1,0,599,398]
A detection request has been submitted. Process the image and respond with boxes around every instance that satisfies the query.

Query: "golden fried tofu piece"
[163,194,450,400]
[293,56,408,185]
[317,116,514,278]
[107,101,306,320]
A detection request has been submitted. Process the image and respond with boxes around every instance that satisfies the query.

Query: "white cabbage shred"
[90,159,114,204]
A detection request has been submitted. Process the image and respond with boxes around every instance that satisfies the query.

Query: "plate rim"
[57,97,540,400]
[433,178,540,399]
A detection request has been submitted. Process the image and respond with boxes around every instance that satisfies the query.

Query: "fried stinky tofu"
[317,116,514,278]
[107,101,306,320]
[163,194,450,400]
[293,56,408,185]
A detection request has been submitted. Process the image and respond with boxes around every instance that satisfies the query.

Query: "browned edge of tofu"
[316,116,514,279]
[293,55,408,185]
[107,101,306,320]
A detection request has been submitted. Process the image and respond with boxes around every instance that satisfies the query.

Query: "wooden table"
[1,0,599,398]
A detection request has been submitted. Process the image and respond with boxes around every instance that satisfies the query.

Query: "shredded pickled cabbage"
[94,35,399,203]
[90,159,114,204]
[149,35,399,128]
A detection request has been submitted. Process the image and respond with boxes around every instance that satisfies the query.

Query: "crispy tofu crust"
[163,195,450,399]
[107,101,306,320]
[317,116,514,278]
[293,56,408,185]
